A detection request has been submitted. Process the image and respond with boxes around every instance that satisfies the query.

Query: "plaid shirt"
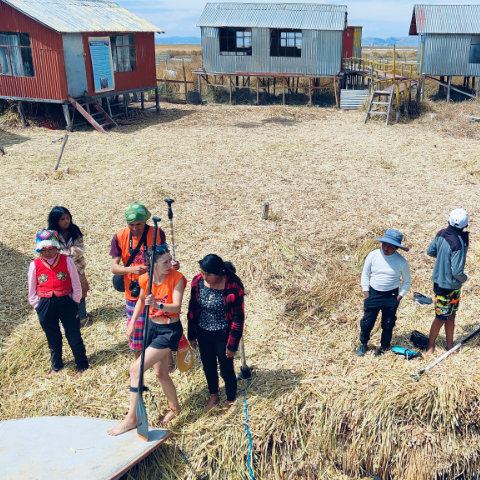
[187,273,245,352]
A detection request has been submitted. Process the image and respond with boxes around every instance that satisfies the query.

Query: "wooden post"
[256,77,260,105]
[17,101,27,127]
[308,77,312,106]
[62,104,73,131]
[54,133,69,171]
[393,45,396,79]
[198,74,203,102]
[333,76,339,108]
[155,86,160,113]
[447,76,452,102]
[476,77,480,98]
[182,59,188,102]
[140,92,145,111]
[282,78,286,105]
[229,77,233,105]
[262,202,270,220]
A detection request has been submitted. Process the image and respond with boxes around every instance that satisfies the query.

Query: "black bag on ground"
[410,330,429,350]
[112,226,149,292]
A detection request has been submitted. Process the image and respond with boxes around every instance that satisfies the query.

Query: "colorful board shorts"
[125,299,146,352]
[434,284,461,321]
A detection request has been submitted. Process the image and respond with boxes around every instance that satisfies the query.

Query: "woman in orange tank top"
[108,244,186,436]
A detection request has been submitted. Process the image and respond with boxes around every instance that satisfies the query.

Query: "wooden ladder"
[364,89,395,126]
[68,96,118,133]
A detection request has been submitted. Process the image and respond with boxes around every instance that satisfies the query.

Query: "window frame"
[110,34,136,72]
[0,32,35,78]
[270,29,302,58]
[469,36,480,64]
[219,27,252,56]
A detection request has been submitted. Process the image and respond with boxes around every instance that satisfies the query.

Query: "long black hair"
[199,254,244,288]
[47,206,83,242]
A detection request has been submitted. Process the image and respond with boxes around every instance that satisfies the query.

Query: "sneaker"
[375,346,390,356]
[355,344,368,356]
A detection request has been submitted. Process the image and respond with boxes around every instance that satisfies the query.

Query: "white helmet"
[448,208,469,229]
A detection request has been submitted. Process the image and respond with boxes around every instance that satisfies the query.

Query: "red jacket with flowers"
[187,273,245,352]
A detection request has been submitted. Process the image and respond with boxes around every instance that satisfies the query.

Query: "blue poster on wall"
[88,37,115,93]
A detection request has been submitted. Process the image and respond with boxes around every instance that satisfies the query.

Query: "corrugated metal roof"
[410,4,480,35]
[3,0,163,33]
[198,3,347,31]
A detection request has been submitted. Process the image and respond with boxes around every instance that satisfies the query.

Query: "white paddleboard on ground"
[0,416,170,480]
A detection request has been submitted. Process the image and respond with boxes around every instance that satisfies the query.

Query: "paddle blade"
[136,394,149,441]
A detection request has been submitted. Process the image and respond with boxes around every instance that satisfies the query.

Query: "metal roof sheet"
[410,4,480,35]
[198,3,347,31]
[3,0,163,33]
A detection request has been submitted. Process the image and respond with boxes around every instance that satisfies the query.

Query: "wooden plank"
[426,75,477,99]
[67,96,105,133]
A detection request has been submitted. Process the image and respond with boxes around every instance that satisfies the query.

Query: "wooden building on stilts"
[195,3,360,106]
[410,4,480,101]
[0,0,162,132]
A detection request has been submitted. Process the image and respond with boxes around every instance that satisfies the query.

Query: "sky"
[117,0,480,38]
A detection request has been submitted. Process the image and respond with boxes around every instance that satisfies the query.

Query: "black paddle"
[164,198,176,260]
[136,216,161,441]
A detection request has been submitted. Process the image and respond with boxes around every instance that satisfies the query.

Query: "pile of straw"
[0,101,479,479]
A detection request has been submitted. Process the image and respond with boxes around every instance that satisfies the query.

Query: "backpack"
[410,330,429,350]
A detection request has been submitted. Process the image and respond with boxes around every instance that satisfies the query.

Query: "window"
[0,32,34,77]
[270,29,302,58]
[110,34,136,72]
[219,28,252,56]
[469,36,480,64]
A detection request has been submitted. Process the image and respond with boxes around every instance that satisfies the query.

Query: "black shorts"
[146,320,183,351]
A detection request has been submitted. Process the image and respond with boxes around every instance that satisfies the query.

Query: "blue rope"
[242,381,255,480]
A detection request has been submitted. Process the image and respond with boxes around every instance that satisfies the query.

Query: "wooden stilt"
[447,76,452,102]
[333,76,339,108]
[17,101,27,127]
[106,97,113,118]
[229,77,233,105]
[62,104,72,131]
[256,77,260,105]
[155,87,160,113]
[282,78,286,105]
[140,92,145,111]
[476,77,480,99]
[308,77,312,106]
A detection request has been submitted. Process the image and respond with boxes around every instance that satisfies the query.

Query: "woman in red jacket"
[187,254,245,411]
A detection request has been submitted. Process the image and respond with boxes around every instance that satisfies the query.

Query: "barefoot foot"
[107,419,137,436]
[160,407,180,426]
[205,394,219,412]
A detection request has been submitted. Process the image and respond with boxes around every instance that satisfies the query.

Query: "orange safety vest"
[34,255,72,298]
[139,270,186,320]
[115,225,166,301]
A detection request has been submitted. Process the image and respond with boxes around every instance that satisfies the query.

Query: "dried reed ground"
[0,101,480,480]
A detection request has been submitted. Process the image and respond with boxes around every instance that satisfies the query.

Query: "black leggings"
[197,327,237,402]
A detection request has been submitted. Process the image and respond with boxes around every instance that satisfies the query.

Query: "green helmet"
[125,203,151,223]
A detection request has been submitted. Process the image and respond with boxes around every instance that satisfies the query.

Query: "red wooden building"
[0,0,162,131]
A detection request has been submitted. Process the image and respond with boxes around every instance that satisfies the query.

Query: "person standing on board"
[355,229,411,357]
[426,209,469,354]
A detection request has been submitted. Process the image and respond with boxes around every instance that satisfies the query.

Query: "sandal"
[160,407,180,426]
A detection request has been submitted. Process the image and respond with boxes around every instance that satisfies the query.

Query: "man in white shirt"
[356,229,411,356]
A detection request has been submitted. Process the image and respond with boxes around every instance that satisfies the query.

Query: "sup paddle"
[136,215,161,440]
[238,338,252,380]
[412,324,480,381]
[163,198,195,372]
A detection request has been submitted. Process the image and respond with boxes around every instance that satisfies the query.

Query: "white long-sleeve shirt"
[28,255,82,309]
[361,249,411,297]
